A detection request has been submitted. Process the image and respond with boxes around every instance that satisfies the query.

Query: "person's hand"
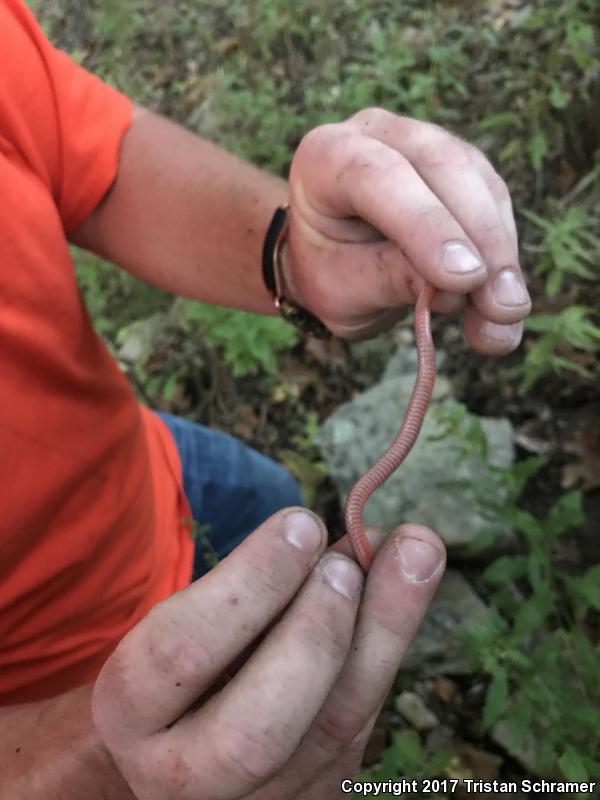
[92,508,445,799]
[285,108,531,349]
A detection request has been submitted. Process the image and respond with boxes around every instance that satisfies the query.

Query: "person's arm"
[1,685,134,799]
[72,106,286,315]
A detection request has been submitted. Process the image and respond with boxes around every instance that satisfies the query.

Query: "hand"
[92,508,445,799]
[285,107,531,350]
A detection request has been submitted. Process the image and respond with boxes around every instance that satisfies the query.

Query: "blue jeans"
[155,412,304,580]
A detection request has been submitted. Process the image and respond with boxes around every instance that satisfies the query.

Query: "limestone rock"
[395,691,439,731]
[402,569,490,675]
[318,348,514,554]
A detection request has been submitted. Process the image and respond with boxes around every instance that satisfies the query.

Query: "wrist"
[262,205,331,338]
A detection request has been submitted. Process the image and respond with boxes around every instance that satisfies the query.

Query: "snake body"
[344,283,437,572]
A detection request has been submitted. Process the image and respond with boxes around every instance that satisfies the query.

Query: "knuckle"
[351,106,389,127]
[417,135,470,170]
[213,723,282,783]
[313,703,371,754]
[144,600,214,679]
[295,606,351,664]
[414,204,449,230]
[243,549,299,607]
[144,744,194,798]
[338,146,407,188]
[467,146,512,202]
[487,172,511,203]
[477,220,512,254]
[297,122,348,159]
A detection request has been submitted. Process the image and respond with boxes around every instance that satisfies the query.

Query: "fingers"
[283,524,446,773]
[295,127,487,297]
[347,110,531,322]
[93,507,327,740]
[463,300,523,354]
[292,109,531,355]
[164,553,365,799]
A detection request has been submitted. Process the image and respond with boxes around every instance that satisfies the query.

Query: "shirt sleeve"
[0,0,133,232]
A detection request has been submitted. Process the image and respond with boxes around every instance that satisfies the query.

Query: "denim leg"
[155,411,304,579]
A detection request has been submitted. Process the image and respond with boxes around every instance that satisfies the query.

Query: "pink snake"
[345,283,437,572]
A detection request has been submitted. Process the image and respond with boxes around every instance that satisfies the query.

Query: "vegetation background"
[29,0,599,795]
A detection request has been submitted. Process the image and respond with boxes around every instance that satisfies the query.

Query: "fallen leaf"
[154,381,191,415]
[559,159,577,194]
[454,741,504,781]
[276,363,321,396]
[231,403,261,441]
[214,35,240,57]
[562,425,600,491]
[305,336,347,368]
[434,675,458,704]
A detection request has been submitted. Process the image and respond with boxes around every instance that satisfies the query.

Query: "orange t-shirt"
[0,0,194,704]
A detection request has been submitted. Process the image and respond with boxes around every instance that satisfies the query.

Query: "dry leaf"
[276,363,321,396]
[559,159,577,194]
[305,336,347,368]
[231,403,261,441]
[454,741,504,781]
[434,675,458,704]
[562,424,600,492]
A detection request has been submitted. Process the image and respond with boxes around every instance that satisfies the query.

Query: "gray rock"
[492,721,540,776]
[318,348,514,554]
[117,312,169,364]
[395,691,439,731]
[402,569,490,675]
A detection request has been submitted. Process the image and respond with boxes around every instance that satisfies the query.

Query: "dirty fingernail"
[284,511,323,552]
[494,269,530,307]
[321,555,363,599]
[442,242,483,274]
[396,538,443,583]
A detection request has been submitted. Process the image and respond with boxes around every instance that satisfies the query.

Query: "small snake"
[344,283,437,572]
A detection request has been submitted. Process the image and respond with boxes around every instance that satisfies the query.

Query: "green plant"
[183,301,297,377]
[278,411,328,507]
[74,248,169,342]
[476,0,598,173]
[523,205,600,297]
[462,480,600,779]
[511,306,600,393]
[356,730,451,799]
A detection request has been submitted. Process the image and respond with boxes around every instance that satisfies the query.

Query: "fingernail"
[441,242,483,274]
[494,269,530,307]
[284,511,323,553]
[320,555,363,600]
[396,538,442,583]
[481,320,522,346]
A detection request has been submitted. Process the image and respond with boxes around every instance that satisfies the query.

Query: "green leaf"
[483,556,528,584]
[558,746,589,782]
[543,490,584,538]
[528,131,547,171]
[568,564,600,614]
[514,591,553,638]
[467,528,496,555]
[480,112,519,129]
[549,83,568,109]
[506,692,533,747]
[499,138,521,161]
[483,665,508,729]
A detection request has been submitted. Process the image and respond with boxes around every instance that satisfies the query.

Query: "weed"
[183,302,298,377]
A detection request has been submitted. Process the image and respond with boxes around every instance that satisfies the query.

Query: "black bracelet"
[261,205,288,295]
[261,205,331,339]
